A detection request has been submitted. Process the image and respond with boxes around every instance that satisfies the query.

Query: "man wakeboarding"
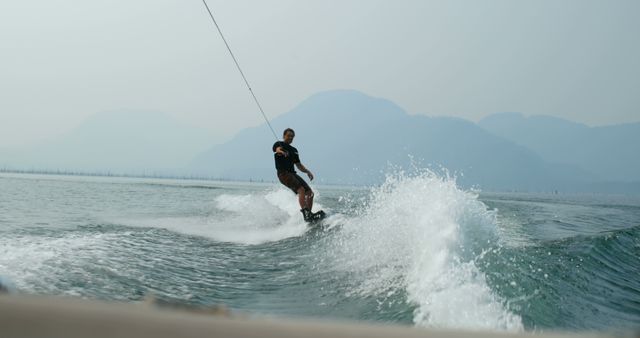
[273,128,325,223]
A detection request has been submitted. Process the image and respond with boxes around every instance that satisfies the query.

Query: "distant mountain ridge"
[191,90,635,192]
[1,91,637,193]
[479,112,640,182]
[0,110,216,175]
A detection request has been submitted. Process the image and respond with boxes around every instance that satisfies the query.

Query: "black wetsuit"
[272,141,310,193]
[272,141,299,173]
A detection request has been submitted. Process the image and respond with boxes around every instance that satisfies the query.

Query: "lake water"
[0,171,638,332]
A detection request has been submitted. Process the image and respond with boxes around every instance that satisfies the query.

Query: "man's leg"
[297,187,306,209]
[305,189,314,211]
[293,174,314,211]
[297,187,314,222]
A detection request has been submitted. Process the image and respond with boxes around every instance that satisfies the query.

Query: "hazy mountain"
[1,110,216,175]
[191,90,599,191]
[479,112,640,182]
[2,91,636,193]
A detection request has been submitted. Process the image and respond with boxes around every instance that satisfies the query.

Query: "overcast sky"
[1,0,638,147]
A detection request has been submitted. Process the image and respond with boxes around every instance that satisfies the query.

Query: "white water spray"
[122,188,317,245]
[327,170,523,330]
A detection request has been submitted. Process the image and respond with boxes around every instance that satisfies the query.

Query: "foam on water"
[0,232,113,292]
[122,188,318,245]
[327,170,523,331]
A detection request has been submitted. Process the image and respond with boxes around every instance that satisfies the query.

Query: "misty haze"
[1,1,639,337]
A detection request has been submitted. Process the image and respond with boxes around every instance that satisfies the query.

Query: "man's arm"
[274,146,288,157]
[295,162,314,181]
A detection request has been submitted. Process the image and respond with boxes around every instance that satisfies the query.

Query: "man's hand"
[275,147,288,157]
[295,162,314,181]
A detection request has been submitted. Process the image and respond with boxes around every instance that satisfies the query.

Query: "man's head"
[283,128,295,144]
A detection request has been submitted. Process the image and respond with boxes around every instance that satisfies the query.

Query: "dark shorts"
[277,171,311,194]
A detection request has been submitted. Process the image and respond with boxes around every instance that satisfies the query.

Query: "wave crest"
[327,170,523,330]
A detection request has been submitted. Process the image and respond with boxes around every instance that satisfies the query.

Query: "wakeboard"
[308,210,326,224]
